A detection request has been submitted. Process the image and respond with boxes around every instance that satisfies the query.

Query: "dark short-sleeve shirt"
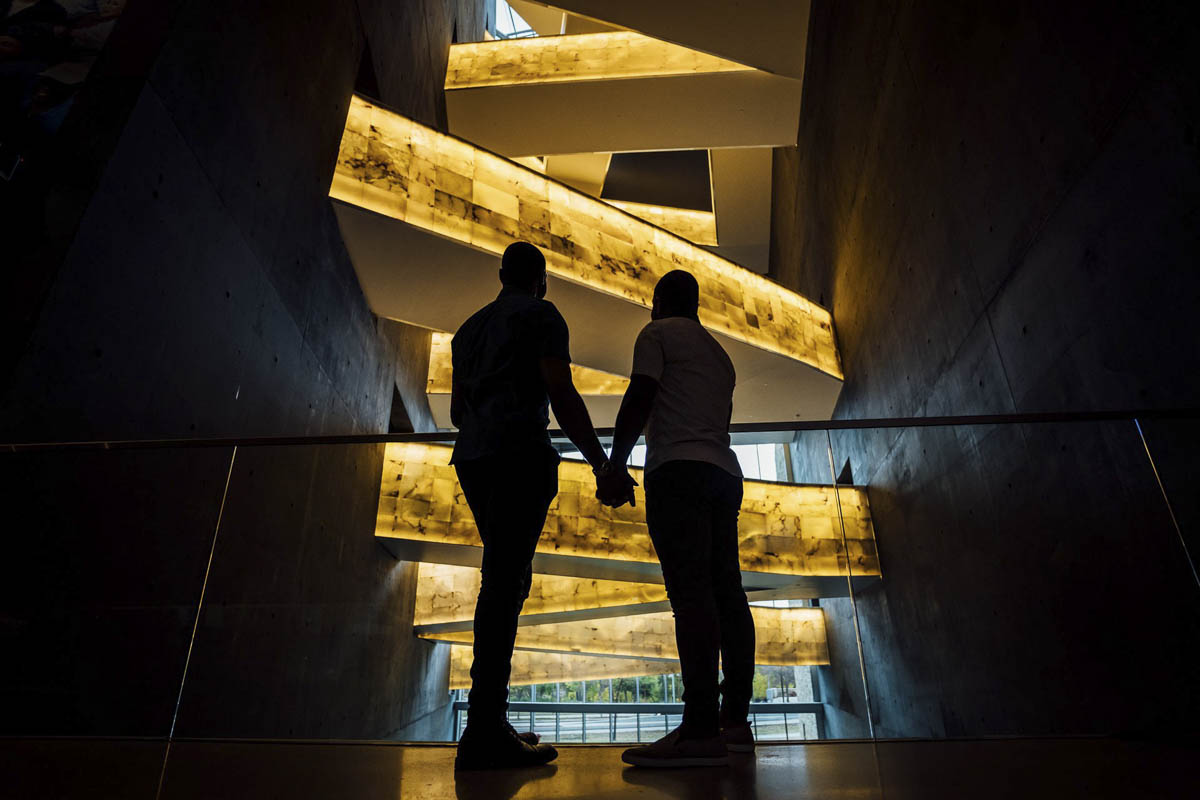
[450,287,571,464]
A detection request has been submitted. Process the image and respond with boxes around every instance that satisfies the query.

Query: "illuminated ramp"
[413,564,830,634]
[330,96,844,423]
[443,32,806,156]
[520,0,813,80]
[376,443,880,596]
[415,565,830,683]
[426,605,829,667]
[450,649,679,689]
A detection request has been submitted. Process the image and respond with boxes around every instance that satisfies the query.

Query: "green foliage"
[752,670,768,701]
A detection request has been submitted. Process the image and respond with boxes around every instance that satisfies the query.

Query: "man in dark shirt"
[451,241,627,770]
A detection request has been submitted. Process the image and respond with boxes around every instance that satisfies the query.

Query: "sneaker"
[455,722,558,770]
[505,719,540,745]
[621,727,729,768]
[720,721,755,753]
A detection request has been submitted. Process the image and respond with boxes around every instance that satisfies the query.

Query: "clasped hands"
[594,459,638,508]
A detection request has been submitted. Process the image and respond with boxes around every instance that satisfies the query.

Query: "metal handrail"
[3,407,1196,452]
[452,701,824,714]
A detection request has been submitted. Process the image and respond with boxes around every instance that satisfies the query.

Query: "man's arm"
[608,374,659,468]
[594,374,657,507]
[450,374,463,429]
[540,357,607,469]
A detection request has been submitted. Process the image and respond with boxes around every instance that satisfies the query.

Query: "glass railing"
[2,410,1195,746]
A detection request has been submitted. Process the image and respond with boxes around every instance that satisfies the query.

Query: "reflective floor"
[2,736,1195,799]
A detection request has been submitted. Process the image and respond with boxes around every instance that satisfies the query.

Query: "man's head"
[651,270,700,321]
[499,241,547,298]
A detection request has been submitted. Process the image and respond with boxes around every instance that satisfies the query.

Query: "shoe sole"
[621,753,730,768]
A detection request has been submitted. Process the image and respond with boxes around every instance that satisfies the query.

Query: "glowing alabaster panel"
[426,332,629,396]
[377,443,879,581]
[331,95,842,380]
[427,606,829,667]
[444,32,752,90]
[450,648,678,690]
[606,200,718,247]
[416,563,667,628]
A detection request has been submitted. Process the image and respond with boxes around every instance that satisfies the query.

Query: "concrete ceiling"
[601,150,712,211]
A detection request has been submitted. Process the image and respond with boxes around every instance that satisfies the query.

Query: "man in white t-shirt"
[596,270,755,768]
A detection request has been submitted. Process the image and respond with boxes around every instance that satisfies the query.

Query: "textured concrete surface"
[1,0,487,741]
[773,1,1200,738]
[173,444,453,740]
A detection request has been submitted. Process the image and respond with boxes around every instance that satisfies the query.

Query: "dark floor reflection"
[621,752,758,800]
[454,763,557,800]
[1,737,1193,799]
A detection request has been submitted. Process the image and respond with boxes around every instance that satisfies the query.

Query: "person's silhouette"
[451,241,629,770]
[597,270,755,768]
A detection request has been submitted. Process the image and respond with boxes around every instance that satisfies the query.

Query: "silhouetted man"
[597,270,755,768]
[451,241,625,770]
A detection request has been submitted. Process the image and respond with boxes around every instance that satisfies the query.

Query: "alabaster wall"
[378,443,879,581]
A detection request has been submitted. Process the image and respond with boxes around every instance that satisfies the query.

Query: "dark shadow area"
[0,738,167,800]
[811,421,1200,739]
[171,443,454,741]
[602,150,713,211]
[0,447,231,736]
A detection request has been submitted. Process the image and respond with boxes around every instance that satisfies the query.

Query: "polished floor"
[2,736,1196,799]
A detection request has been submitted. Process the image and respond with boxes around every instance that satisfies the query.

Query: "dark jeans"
[455,450,559,726]
[645,460,754,738]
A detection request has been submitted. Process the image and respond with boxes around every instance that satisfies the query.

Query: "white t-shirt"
[630,317,742,477]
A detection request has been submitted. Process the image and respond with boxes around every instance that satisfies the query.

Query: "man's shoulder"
[640,316,704,341]
[454,302,494,341]
[525,298,569,333]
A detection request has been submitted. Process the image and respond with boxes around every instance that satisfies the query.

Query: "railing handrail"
[3,407,1197,453]
[452,701,824,715]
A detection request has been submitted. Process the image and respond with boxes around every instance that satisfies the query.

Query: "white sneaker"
[621,727,730,768]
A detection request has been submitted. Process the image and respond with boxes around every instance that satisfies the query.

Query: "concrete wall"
[772,1,1200,737]
[0,0,487,740]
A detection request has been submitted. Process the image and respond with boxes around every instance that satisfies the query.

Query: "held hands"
[594,459,638,508]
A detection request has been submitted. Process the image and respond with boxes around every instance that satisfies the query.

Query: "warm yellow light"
[331,95,843,380]
[425,332,454,396]
[606,200,718,247]
[427,606,829,667]
[415,563,667,628]
[445,32,752,90]
[426,332,629,396]
[450,648,678,689]
[377,443,879,579]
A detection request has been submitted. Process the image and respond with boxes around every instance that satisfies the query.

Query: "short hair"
[499,241,546,286]
[654,270,700,315]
